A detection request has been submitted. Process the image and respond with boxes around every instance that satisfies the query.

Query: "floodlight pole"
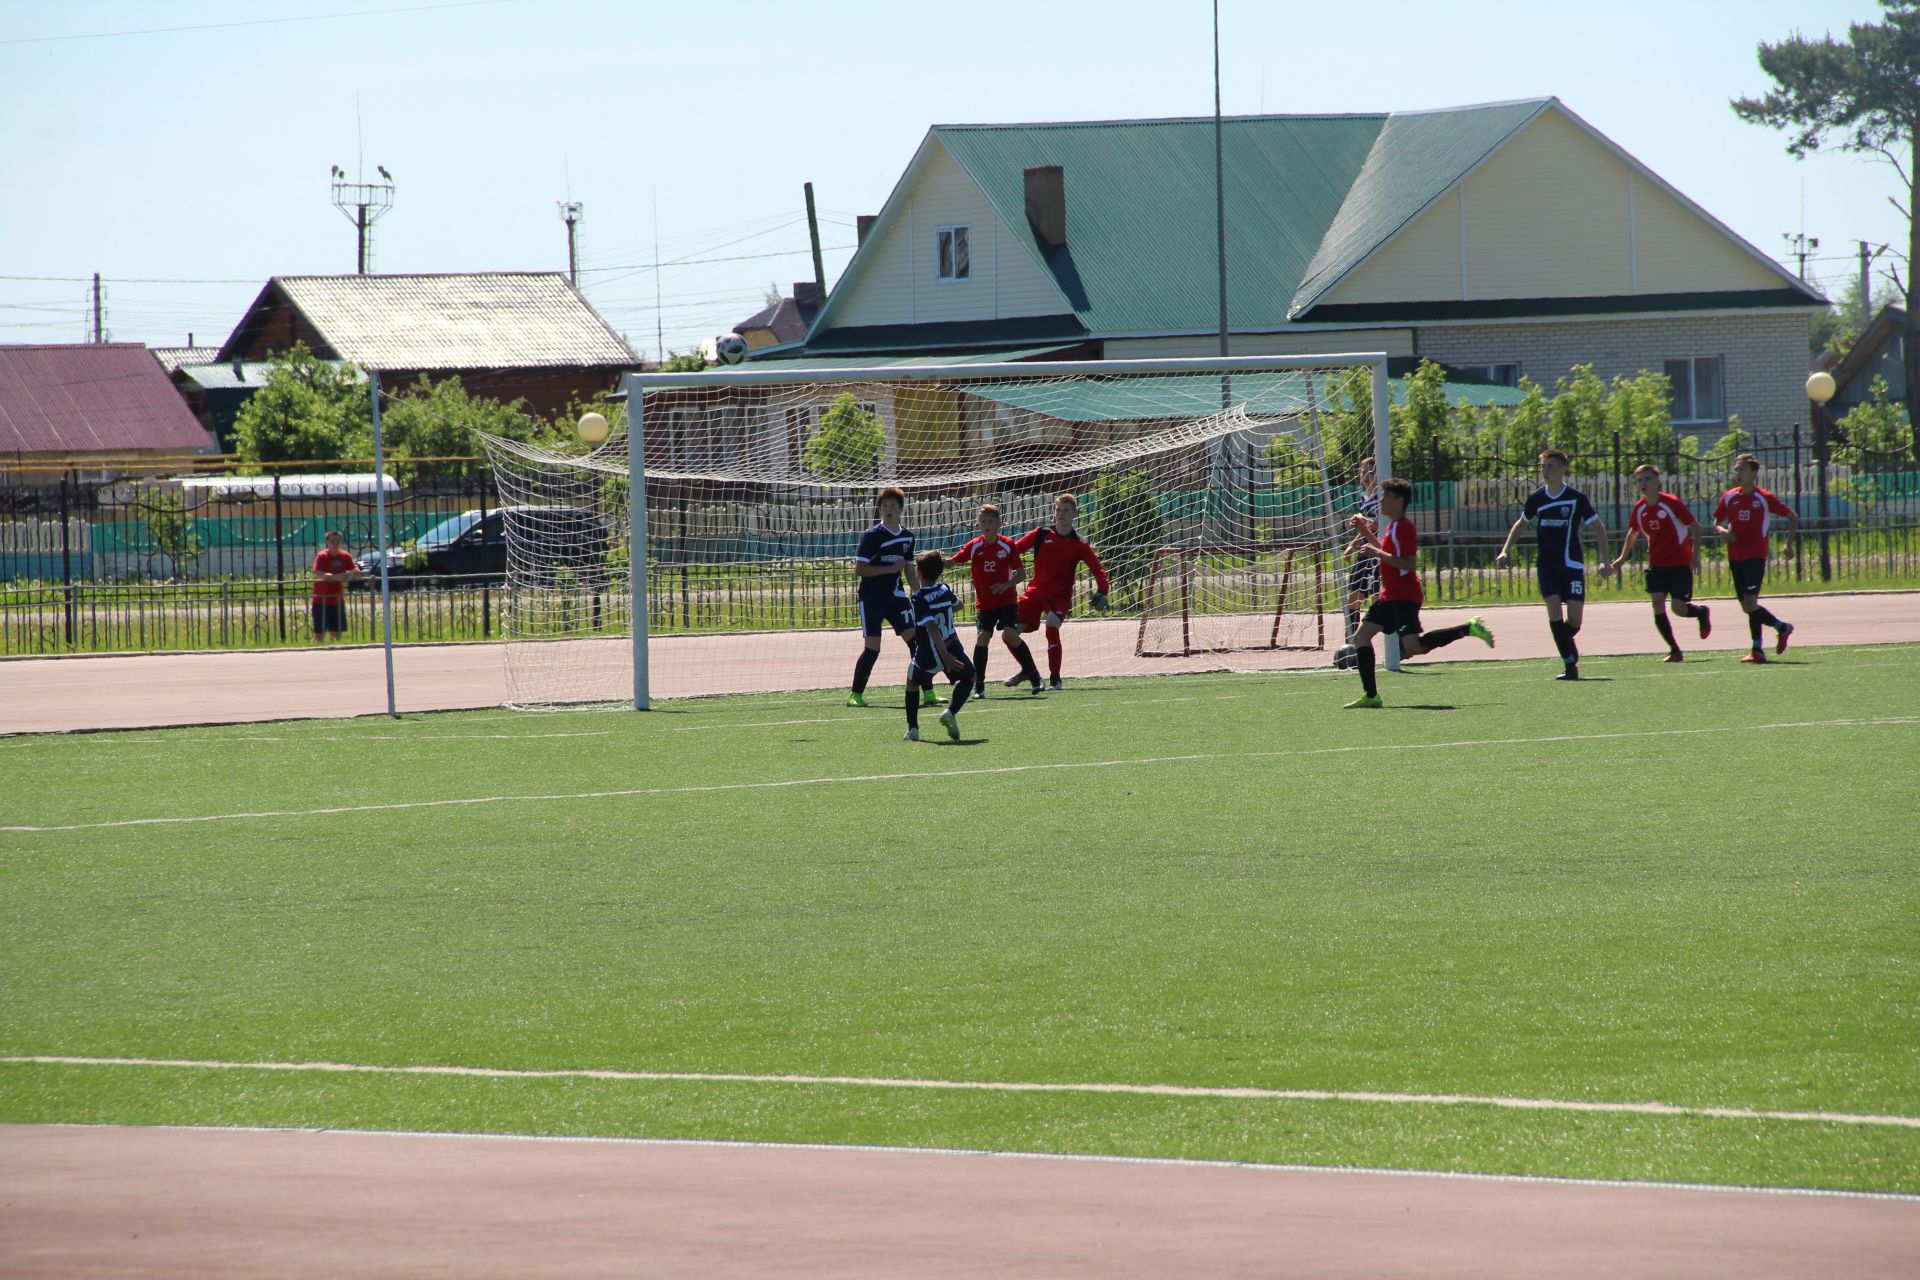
[369,369,397,717]
[627,389,652,710]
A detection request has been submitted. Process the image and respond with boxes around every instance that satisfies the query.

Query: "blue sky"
[0,0,1902,359]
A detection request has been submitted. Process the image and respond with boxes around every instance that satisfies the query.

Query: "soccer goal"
[478,355,1391,709]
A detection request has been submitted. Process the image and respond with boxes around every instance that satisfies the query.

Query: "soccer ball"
[716,334,748,365]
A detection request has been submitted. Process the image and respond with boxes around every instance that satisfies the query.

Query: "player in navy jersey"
[904,551,975,741]
[1343,477,1493,708]
[1495,449,1614,680]
[847,487,936,709]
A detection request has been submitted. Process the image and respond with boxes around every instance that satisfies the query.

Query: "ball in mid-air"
[716,334,748,365]
[577,411,610,446]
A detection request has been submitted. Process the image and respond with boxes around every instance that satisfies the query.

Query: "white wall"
[831,143,1072,329]
[1329,107,1786,306]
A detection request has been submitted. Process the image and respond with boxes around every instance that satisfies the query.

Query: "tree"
[1811,267,1893,358]
[231,342,370,466]
[659,350,709,373]
[371,375,540,479]
[141,487,203,580]
[1836,374,1916,463]
[802,392,885,481]
[1387,360,1456,480]
[1733,2,1920,454]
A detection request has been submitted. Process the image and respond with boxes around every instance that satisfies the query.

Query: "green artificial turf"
[2,646,1916,1191]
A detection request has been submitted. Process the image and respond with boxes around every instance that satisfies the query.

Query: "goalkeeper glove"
[1089,590,1109,611]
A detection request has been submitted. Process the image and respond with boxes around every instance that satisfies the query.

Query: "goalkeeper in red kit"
[1004,492,1110,691]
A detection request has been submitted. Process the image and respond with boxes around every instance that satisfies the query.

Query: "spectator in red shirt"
[311,529,359,642]
[1712,454,1798,663]
[948,503,1043,698]
[1610,464,1712,662]
[1008,493,1111,691]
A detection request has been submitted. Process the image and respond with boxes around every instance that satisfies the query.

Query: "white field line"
[2,716,1912,835]
[6,1054,1917,1132]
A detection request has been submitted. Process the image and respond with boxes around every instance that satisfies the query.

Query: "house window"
[935,225,970,282]
[1456,362,1520,388]
[1665,356,1725,424]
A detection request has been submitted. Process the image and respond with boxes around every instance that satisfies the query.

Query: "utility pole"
[1211,0,1228,360]
[558,201,583,285]
[804,182,827,302]
[1860,240,1875,322]
[1783,231,1819,281]
[91,273,102,343]
[330,164,396,274]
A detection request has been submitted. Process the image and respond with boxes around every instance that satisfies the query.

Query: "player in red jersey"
[1343,478,1492,708]
[1712,453,1798,663]
[1609,464,1712,662]
[949,503,1044,698]
[1005,493,1110,691]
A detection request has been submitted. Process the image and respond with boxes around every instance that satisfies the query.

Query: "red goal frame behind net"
[1134,543,1327,658]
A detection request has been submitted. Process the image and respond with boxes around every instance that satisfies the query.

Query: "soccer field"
[3,646,1917,1194]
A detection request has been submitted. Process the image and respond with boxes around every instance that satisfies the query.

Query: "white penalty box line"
[2,715,1913,834]
[5,1054,1917,1132]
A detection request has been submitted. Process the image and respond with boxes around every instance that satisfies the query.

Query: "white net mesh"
[479,362,1382,708]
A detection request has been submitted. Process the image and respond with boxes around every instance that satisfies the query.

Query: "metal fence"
[3,444,1916,656]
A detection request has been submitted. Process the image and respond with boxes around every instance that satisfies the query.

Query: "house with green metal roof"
[757,98,1824,444]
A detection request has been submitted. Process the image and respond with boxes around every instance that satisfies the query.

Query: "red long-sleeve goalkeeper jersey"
[1012,525,1109,605]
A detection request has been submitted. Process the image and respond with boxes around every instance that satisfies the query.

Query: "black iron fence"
[3,444,1916,656]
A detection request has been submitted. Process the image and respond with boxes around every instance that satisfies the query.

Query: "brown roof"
[0,344,218,454]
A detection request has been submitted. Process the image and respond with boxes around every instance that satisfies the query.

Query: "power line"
[0,0,518,45]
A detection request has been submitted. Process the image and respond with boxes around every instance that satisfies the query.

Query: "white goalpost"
[478,354,1394,710]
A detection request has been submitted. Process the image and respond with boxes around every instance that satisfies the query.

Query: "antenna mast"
[330,164,396,274]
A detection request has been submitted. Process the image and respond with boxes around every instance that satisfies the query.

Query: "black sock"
[948,659,974,715]
[1358,642,1378,697]
[1749,611,1764,649]
[1548,620,1573,663]
[1012,639,1040,684]
[1754,606,1781,630]
[852,647,878,693]
[973,644,990,687]
[1564,621,1582,663]
[1653,612,1677,650]
[1419,624,1470,651]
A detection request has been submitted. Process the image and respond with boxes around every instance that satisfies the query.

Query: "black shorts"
[1536,561,1586,602]
[1729,557,1766,598]
[916,632,974,682]
[859,594,914,638]
[976,603,1020,633]
[310,599,347,635]
[1363,598,1421,638]
[1645,565,1693,601]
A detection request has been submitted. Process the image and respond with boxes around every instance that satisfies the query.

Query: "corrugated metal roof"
[178,359,331,391]
[935,113,1388,334]
[966,371,1525,423]
[1288,101,1549,316]
[0,344,218,454]
[254,273,636,371]
[152,346,221,373]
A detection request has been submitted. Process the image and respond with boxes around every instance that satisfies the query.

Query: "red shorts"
[1017,592,1070,630]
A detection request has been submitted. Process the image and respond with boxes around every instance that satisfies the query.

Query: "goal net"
[479,356,1386,708]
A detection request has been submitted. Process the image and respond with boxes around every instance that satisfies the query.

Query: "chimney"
[793,281,823,310]
[1024,165,1066,248]
[856,214,878,246]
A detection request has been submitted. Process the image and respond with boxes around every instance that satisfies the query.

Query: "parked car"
[356,505,615,589]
